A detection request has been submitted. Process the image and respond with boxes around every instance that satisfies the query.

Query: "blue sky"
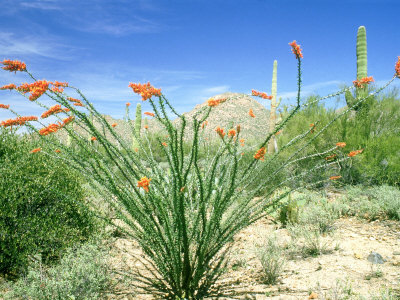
[1,0,399,121]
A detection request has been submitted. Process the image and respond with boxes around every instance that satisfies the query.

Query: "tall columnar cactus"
[345,26,368,110]
[88,109,94,142]
[132,103,142,151]
[268,60,282,154]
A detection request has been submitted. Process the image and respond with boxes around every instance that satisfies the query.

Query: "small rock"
[367,252,385,264]
[354,252,363,259]
[392,259,400,266]
[308,292,318,299]
[393,251,400,256]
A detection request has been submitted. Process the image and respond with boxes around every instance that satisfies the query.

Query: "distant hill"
[57,92,271,144]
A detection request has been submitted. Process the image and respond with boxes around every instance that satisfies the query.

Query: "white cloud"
[201,85,230,95]
[0,32,76,60]
[279,80,343,100]
[19,0,63,10]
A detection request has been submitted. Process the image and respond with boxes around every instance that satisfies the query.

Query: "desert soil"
[108,192,400,300]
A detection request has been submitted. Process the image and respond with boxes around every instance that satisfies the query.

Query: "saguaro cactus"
[132,103,142,151]
[345,26,368,110]
[268,60,281,154]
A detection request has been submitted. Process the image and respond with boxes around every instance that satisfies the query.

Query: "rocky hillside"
[58,92,271,144]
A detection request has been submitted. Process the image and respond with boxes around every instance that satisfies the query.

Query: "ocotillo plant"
[1,45,399,299]
[132,102,142,151]
[345,25,369,110]
[268,59,282,154]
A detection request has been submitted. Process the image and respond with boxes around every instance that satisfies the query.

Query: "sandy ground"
[107,209,400,299]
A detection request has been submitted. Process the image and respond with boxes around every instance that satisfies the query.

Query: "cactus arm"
[268,60,278,154]
[132,103,142,151]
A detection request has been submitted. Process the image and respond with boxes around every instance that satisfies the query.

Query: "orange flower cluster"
[39,123,62,136]
[30,148,41,153]
[67,97,84,107]
[353,76,374,88]
[1,59,26,72]
[228,129,236,137]
[254,147,266,161]
[144,124,149,129]
[144,111,155,117]
[249,109,255,118]
[395,56,400,78]
[251,90,273,100]
[55,149,61,153]
[207,97,227,107]
[126,102,131,107]
[310,123,315,133]
[137,176,151,192]
[39,117,74,136]
[63,116,74,125]
[52,81,68,88]
[51,86,64,93]
[41,104,64,118]
[275,130,282,136]
[17,80,50,101]
[289,40,303,59]
[239,139,245,146]
[111,123,117,128]
[91,137,97,141]
[128,82,161,101]
[162,142,168,147]
[215,126,225,138]
[348,149,363,157]
[329,175,342,180]
[0,84,16,90]
[336,142,346,148]
[1,116,38,127]
[325,154,337,160]
[0,104,10,109]
[201,120,208,129]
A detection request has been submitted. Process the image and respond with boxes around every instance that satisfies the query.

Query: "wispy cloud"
[279,80,343,100]
[202,85,230,95]
[74,17,161,36]
[0,32,76,60]
[19,0,64,10]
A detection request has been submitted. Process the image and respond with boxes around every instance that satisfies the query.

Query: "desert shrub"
[4,242,110,300]
[277,190,338,233]
[255,235,285,285]
[287,223,334,257]
[335,185,400,220]
[0,129,96,276]
[279,89,400,187]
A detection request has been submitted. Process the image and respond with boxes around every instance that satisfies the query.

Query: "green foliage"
[335,185,400,221]
[279,89,400,187]
[3,242,110,300]
[0,129,96,277]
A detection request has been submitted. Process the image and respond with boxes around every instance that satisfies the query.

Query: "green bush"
[0,129,96,277]
[278,90,400,187]
[336,185,400,221]
[4,242,110,300]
